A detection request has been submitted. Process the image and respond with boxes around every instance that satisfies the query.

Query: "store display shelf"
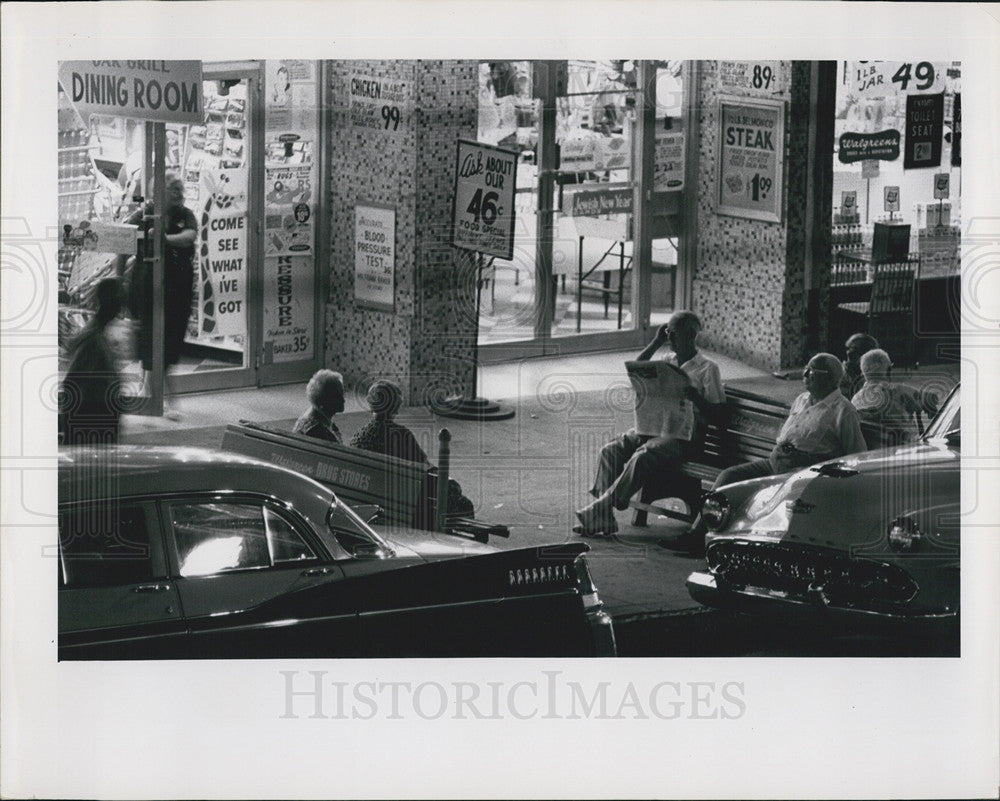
[58,145,97,153]
[58,188,100,198]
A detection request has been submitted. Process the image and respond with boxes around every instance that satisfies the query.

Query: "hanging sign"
[718,61,788,96]
[654,131,685,191]
[566,187,633,217]
[904,92,944,169]
[838,130,901,163]
[884,186,901,213]
[451,139,518,260]
[840,191,857,217]
[717,97,784,223]
[851,61,944,97]
[861,159,880,179]
[263,255,315,363]
[349,73,411,135]
[66,220,138,255]
[57,60,203,125]
[355,204,396,312]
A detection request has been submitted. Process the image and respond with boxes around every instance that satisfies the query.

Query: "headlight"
[701,492,731,531]
[887,516,923,552]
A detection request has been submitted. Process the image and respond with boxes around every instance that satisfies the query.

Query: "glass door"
[171,69,257,393]
[477,60,650,361]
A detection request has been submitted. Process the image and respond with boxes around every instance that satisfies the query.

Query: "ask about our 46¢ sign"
[451,139,517,260]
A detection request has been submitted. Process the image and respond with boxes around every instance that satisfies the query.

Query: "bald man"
[667,352,868,555]
[841,333,879,398]
[716,352,867,488]
[575,310,726,537]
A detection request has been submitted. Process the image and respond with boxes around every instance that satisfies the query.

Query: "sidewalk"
[118,349,958,625]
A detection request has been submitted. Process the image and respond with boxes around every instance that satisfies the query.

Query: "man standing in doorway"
[575,310,726,536]
[128,174,197,419]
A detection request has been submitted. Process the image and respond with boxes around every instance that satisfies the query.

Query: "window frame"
[158,492,332,579]
[57,499,169,589]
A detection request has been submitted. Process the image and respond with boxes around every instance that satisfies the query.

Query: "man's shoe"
[657,531,704,557]
[574,501,619,537]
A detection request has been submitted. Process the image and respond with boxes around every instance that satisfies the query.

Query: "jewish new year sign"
[717,97,785,223]
[452,139,517,260]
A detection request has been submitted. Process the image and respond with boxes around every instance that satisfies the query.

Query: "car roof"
[59,445,337,514]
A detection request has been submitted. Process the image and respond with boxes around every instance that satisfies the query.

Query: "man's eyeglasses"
[803,366,830,375]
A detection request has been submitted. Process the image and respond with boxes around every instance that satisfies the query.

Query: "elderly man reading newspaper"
[574,311,726,537]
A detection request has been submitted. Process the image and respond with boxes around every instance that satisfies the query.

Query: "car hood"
[717,438,960,550]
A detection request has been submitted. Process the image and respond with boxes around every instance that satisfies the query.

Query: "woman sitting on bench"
[350,379,429,464]
[351,380,474,517]
[293,369,345,443]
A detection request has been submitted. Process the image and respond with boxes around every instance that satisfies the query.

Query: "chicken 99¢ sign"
[451,139,517,260]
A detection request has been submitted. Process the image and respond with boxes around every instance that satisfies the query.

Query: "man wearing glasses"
[669,352,868,555]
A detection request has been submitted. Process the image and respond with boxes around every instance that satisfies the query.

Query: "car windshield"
[924,385,960,440]
[326,498,393,556]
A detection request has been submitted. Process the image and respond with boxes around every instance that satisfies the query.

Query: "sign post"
[440,139,519,421]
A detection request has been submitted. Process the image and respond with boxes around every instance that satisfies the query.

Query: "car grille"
[707,541,918,606]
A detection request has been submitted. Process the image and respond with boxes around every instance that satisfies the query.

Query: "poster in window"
[716,96,784,223]
[903,92,943,170]
[263,255,315,363]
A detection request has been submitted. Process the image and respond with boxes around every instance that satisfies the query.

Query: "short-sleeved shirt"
[293,406,342,443]
[851,380,921,441]
[777,388,867,459]
[668,351,726,404]
[663,351,725,441]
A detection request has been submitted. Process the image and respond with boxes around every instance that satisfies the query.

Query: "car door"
[59,500,186,659]
[162,495,354,657]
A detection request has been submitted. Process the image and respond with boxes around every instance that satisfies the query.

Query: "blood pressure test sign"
[451,140,517,260]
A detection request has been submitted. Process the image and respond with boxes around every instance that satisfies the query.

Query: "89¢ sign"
[451,139,517,260]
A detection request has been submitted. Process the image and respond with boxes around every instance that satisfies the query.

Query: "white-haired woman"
[293,369,345,443]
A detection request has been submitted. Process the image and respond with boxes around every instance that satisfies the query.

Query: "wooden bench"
[630,388,789,526]
[629,387,897,526]
[221,421,509,543]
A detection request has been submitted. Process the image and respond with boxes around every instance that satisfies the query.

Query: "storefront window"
[831,61,961,276]
[829,60,961,363]
[477,59,646,347]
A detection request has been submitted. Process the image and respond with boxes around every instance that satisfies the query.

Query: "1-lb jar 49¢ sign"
[451,139,517,260]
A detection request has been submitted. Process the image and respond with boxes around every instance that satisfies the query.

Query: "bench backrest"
[221,422,436,528]
[701,389,789,469]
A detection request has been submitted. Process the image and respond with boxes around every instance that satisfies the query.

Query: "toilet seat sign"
[451,139,517,260]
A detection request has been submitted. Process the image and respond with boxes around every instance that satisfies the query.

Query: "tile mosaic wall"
[326,61,478,404]
[692,60,814,371]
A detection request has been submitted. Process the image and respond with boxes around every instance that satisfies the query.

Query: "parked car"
[686,384,960,629]
[58,446,616,659]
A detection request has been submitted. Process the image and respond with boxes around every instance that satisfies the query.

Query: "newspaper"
[625,360,694,440]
